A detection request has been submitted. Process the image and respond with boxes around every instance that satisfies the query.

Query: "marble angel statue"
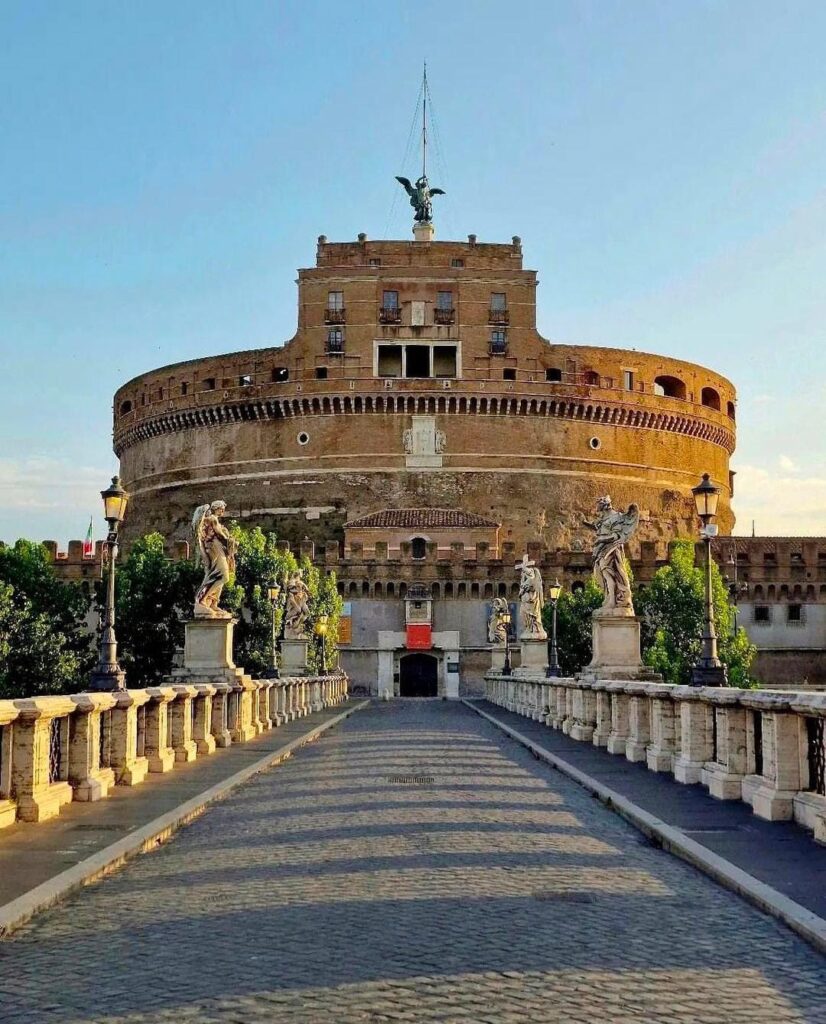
[517,556,547,640]
[192,500,236,619]
[583,496,640,615]
[488,597,510,644]
[284,570,312,640]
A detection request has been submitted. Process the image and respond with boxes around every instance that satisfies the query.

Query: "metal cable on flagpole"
[384,73,425,238]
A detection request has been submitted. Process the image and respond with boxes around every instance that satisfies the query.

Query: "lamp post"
[502,610,512,676]
[546,579,562,677]
[262,581,283,679]
[314,614,329,676]
[88,475,129,692]
[691,473,727,687]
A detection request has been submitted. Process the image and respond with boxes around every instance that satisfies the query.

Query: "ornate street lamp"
[502,610,512,676]
[88,475,129,692]
[314,614,329,676]
[546,579,562,678]
[262,581,283,679]
[691,473,727,687]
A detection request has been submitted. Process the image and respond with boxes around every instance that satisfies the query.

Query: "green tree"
[541,577,604,676]
[0,540,95,697]
[115,533,200,687]
[636,539,756,687]
[299,555,343,674]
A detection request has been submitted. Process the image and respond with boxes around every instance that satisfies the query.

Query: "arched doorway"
[399,653,438,697]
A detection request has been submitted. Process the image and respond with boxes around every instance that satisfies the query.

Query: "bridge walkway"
[1,701,825,1023]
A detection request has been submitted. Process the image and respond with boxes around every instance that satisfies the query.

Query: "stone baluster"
[144,687,177,773]
[561,683,575,736]
[625,683,652,763]
[0,702,20,829]
[673,688,713,784]
[570,681,597,742]
[606,683,631,755]
[646,686,677,772]
[740,692,803,820]
[192,684,217,755]
[110,688,151,786]
[68,693,117,801]
[169,686,198,763]
[11,697,75,822]
[701,691,748,800]
[592,683,612,747]
[210,682,232,748]
[229,678,257,743]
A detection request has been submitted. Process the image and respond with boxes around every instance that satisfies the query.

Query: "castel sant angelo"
[93,102,821,695]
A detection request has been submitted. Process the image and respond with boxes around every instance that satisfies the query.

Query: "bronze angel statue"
[192,500,236,619]
[583,497,640,615]
[395,174,445,223]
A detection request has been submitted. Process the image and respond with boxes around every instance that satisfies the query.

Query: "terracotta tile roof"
[344,508,500,530]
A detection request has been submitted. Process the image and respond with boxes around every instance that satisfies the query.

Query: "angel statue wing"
[395,176,415,197]
[615,503,640,546]
[429,188,446,196]
[191,504,210,568]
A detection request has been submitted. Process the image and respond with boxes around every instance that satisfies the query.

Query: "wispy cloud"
[733,464,826,535]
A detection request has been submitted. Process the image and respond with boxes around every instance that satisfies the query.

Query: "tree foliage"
[541,577,604,676]
[0,540,95,697]
[636,540,756,687]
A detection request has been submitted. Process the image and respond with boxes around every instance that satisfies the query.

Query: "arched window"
[411,537,427,560]
[584,370,600,386]
[119,400,132,415]
[701,387,721,411]
[727,400,736,421]
[653,375,686,400]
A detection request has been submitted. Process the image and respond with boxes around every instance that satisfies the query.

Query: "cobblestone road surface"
[2,701,826,1023]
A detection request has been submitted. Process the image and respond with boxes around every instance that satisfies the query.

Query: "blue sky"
[2,0,826,542]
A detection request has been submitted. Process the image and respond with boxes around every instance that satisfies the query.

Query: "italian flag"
[83,517,94,558]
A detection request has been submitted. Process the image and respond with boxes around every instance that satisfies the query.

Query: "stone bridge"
[1,682,826,1022]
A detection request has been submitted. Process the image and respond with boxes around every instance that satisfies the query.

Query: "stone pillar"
[68,693,117,801]
[490,644,507,673]
[593,685,612,747]
[561,684,575,735]
[210,682,232,748]
[11,698,75,822]
[626,684,652,763]
[229,677,256,743]
[144,688,176,773]
[701,694,749,800]
[570,682,598,742]
[518,639,549,675]
[607,684,630,755]
[647,689,677,772]
[181,617,237,677]
[746,707,803,821]
[0,704,20,829]
[281,639,309,677]
[249,681,266,735]
[170,686,198,763]
[192,684,217,755]
[673,689,712,784]
[110,688,150,786]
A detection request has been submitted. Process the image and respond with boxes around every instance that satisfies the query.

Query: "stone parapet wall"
[485,673,826,842]
[0,674,348,832]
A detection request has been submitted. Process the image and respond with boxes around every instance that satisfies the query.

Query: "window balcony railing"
[325,337,345,355]
[489,308,510,325]
[324,307,346,324]
[434,307,455,325]
[489,340,508,356]
[379,306,402,325]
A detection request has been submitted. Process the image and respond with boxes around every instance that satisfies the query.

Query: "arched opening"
[411,537,427,560]
[399,653,438,698]
[584,370,600,386]
[119,400,132,415]
[653,375,686,400]
[701,387,721,411]
[727,400,736,421]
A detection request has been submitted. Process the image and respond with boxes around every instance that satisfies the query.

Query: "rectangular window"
[754,605,771,623]
[180,382,189,396]
[239,374,252,386]
[546,367,562,382]
[490,330,507,354]
[490,292,507,310]
[272,367,289,383]
[451,258,464,268]
[433,346,457,378]
[503,368,516,381]
[327,291,343,311]
[405,345,430,379]
[788,604,803,622]
[369,258,381,267]
[383,290,399,309]
[327,328,344,353]
[377,345,402,378]
[202,378,216,392]
[437,290,453,310]
[623,370,634,390]
[315,367,328,380]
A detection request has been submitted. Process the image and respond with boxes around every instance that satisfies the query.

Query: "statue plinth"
[168,618,244,685]
[413,222,434,242]
[515,638,549,677]
[280,638,310,676]
[490,643,507,672]
[585,614,660,681]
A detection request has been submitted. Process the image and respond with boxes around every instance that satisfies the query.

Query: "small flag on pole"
[83,517,94,558]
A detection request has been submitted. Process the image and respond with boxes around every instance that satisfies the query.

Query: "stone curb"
[463,699,826,957]
[0,699,370,940]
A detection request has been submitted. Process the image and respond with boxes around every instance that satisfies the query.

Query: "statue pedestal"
[182,618,235,677]
[413,222,435,242]
[586,615,659,681]
[281,639,310,677]
[515,638,548,677]
[490,644,507,672]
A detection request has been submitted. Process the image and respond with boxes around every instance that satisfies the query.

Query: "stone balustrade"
[484,673,826,843]
[0,673,348,830]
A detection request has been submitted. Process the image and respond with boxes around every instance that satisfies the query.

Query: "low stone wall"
[0,674,348,830]
[485,673,826,843]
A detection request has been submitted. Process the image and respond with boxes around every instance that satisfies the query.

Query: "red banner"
[406,624,432,650]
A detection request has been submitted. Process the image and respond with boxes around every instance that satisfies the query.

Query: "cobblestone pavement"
[2,701,826,1024]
